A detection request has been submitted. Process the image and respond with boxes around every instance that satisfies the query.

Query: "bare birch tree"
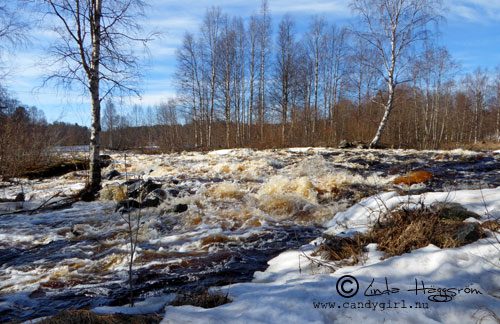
[273,14,297,145]
[218,17,236,148]
[306,16,327,139]
[233,17,246,146]
[495,66,500,142]
[411,46,456,148]
[0,2,28,78]
[34,0,153,196]
[257,0,271,141]
[324,25,348,142]
[175,32,205,148]
[102,98,118,149]
[463,68,489,144]
[156,99,179,150]
[350,0,442,148]
[247,15,258,142]
[201,7,224,148]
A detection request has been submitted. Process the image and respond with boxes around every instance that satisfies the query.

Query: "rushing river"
[0,148,499,322]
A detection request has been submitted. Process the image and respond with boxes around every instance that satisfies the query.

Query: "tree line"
[1,0,500,186]
[170,1,499,150]
[0,87,91,177]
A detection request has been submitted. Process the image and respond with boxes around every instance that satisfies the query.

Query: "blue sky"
[3,0,500,125]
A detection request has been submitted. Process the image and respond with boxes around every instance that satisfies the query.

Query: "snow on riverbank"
[162,188,500,324]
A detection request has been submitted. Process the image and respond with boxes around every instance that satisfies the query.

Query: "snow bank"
[325,188,500,236]
[162,188,500,324]
[94,295,174,315]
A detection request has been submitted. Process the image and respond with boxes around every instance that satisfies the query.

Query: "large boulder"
[453,223,483,245]
[147,188,168,201]
[124,179,162,199]
[141,197,161,208]
[115,199,142,213]
[14,193,25,202]
[104,170,121,180]
[432,202,480,221]
[115,187,169,213]
[99,155,112,168]
[142,188,169,208]
[173,204,188,213]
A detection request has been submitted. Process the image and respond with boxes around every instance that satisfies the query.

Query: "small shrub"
[170,289,231,309]
[312,235,366,265]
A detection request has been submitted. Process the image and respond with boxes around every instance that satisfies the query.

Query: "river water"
[0,148,498,322]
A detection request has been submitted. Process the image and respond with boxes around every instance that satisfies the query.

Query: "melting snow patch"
[93,295,175,315]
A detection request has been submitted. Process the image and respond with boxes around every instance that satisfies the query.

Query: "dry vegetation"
[170,289,231,309]
[39,310,161,324]
[0,103,90,180]
[314,203,493,264]
[312,235,366,265]
[22,158,89,179]
[0,120,54,179]
[367,205,484,257]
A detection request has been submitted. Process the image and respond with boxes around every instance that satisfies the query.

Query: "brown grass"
[170,289,231,309]
[314,204,485,262]
[366,206,484,257]
[312,235,366,265]
[451,141,500,151]
[100,184,128,201]
[481,220,500,232]
[39,309,161,324]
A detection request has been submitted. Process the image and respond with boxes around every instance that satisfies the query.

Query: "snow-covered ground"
[162,188,500,324]
[0,148,498,322]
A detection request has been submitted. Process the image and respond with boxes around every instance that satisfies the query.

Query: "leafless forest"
[1,0,500,178]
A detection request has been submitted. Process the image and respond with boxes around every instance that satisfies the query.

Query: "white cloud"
[127,91,177,106]
[269,0,350,15]
[147,17,200,31]
[147,43,178,58]
[446,0,500,23]
[450,5,481,22]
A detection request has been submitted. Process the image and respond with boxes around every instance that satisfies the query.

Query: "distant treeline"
[0,88,90,177]
[1,78,499,176]
[169,6,500,150]
[97,83,500,152]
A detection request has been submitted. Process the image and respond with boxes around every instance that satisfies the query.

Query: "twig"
[299,249,337,272]
[29,191,62,215]
[0,191,78,216]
